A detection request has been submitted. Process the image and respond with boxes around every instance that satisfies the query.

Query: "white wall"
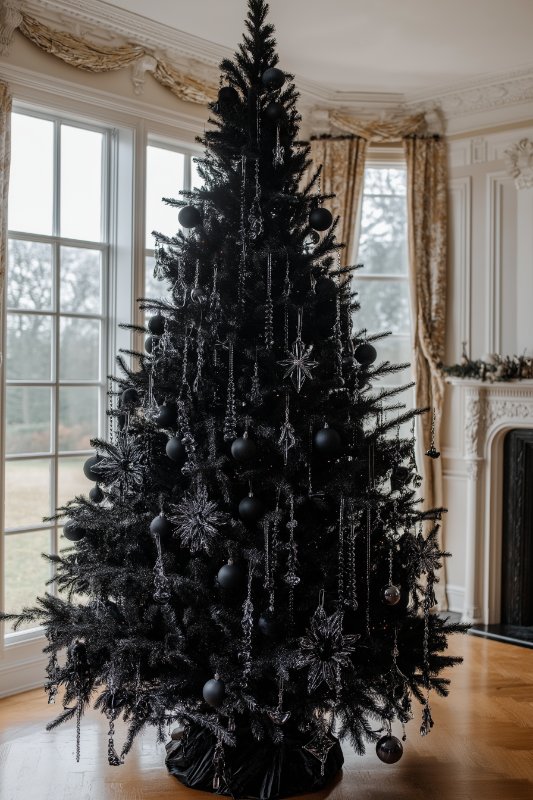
[443,121,533,611]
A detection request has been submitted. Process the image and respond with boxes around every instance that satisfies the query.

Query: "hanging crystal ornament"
[267,676,291,725]
[278,391,296,465]
[284,494,300,593]
[193,329,205,394]
[179,329,191,401]
[366,441,375,636]
[210,263,221,317]
[212,729,225,790]
[346,506,358,610]
[240,560,254,684]
[304,709,337,777]
[283,251,291,352]
[278,308,318,392]
[333,271,344,387]
[223,336,238,441]
[425,409,441,459]
[250,348,261,404]
[273,123,284,168]
[420,570,435,736]
[265,253,274,349]
[248,158,264,240]
[106,707,124,766]
[337,496,345,606]
[152,529,171,604]
[238,155,247,306]
[45,650,61,704]
[177,400,197,474]
[152,241,166,281]
[263,520,275,612]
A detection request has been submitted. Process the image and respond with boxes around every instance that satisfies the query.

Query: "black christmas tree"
[1,2,464,798]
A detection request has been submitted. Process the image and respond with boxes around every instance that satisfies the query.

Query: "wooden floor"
[1,633,532,800]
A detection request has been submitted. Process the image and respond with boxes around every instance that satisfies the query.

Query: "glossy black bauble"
[145,335,160,354]
[83,454,100,481]
[121,388,138,404]
[309,206,333,231]
[178,205,202,229]
[258,611,280,638]
[314,427,342,458]
[265,100,284,121]
[354,342,377,365]
[231,435,257,462]
[202,677,225,707]
[64,520,86,541]
[218,85,239,106]
[148,314,165,335]
[89,485,104,503]
[217,562,244,591]
[154,403,177,428]
[376,735,403,764]
[261,67,285,90]
[150,514,173,538]
[190,286,207,304]
[238,494,264,524]
[382,584,401,606]
[166,436,186,463]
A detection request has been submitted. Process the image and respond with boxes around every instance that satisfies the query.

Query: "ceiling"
[101,0,533,97]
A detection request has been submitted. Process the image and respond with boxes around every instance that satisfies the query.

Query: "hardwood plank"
[0,634,532,800]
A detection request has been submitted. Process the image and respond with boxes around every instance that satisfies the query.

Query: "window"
[145,141,202,299]
[3,111,111,633]
[353,165,411,396]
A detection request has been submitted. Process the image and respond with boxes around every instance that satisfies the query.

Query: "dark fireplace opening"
[501,429,533,627]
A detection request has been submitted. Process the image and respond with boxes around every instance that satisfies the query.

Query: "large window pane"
[60,317,100,380]
[146,146,185,248]
[358,195,407,276]
[5,459,51,529]
[6,314,52,380]
[7,240,53,311]
[4,530,52,631]
[8,114,54,235]
[353,280,410,336]
[57,456,90,508]
[60,125,103,241]
[60,247,102,314]
[59,387,99,451]
[5,387,52,454]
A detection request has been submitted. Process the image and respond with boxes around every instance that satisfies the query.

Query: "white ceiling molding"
[18,0,533,131]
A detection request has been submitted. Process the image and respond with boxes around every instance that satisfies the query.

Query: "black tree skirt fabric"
[165,724,344,799]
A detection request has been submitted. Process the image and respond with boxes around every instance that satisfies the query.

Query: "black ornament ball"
[231,435,257,462]
[391,465,410,492]
[154,403,177,428]
[314,426,342,458]
[89,485,104,503]
[64,520,86,542]
[376,735,403,764]
[202,677,225,707]
[217,85,239,107]
[178,205,202,229]
[354,342,377,366]
[383,584,401,606]
[309,206,333,231]
[145,335,160,354]
[217,562,244,591]
[148,314,166,336]
[238,494,264,524]
[166,436,186,463]
[265,100,284,121]
[150,514,173,538]
[121,387,138,404]
[258,610,280,638]
[190,286,207,304]
[83,454,100,481]
[261,67,285,90]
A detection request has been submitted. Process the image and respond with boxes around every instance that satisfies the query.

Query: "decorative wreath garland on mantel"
[442,351,533,382]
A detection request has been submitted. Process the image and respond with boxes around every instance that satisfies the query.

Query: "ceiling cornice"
[19,0,533,124]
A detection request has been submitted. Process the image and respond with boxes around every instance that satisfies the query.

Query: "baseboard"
[446,584,465,614]
[0,634,47,698]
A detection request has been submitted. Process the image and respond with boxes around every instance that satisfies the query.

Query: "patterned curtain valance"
[329,110,442,142]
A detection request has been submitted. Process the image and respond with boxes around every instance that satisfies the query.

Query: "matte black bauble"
[261,67,285,90]
[89,485,104,503]
[217,562,244,591]
[145,335,160,354]
[391,465,410,492]
[238,494,264,524]
[178,205,202,229]
[376,735,403,764]
[121,388,138,404]
[83,454,100,481]
[309,206,333,231]
[265,100,284,121]
[154,403,177,428]
[202,677,225,707]
[166,436,186,463]
[190,286,207,304]
[148,314,166,336]
[231,435,257,462]
[354,342,377,366]
[382,584,401,606]
[149,514,173,538]
[314,426,342,458]
[64,520,86,542]
[218,85,239,106]
[258,611,280,638]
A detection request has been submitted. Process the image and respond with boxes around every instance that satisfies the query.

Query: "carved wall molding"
[505,138,533,189]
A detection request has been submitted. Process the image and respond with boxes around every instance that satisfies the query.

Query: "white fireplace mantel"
[446,378,533,624]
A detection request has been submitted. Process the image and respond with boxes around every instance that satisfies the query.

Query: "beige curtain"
[309,136,367,259]
[403,135,448,607]
[0,81,11,368]
[329,111,431,142]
